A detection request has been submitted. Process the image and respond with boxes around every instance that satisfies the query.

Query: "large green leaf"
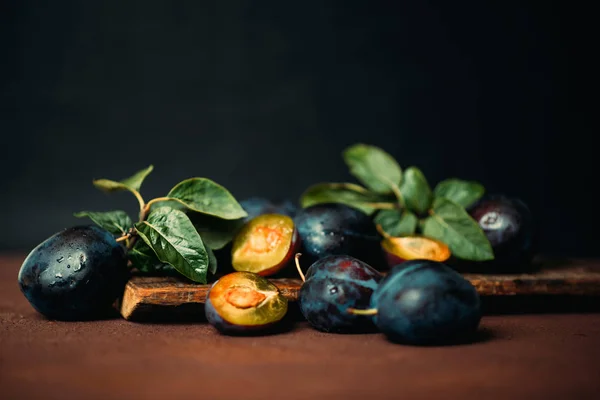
[93,165,154,193]
[433,178,485,209]
[342,144,402,194]
[300,182,395,215]
[166,178,247,220]
[135,207,210,283]
[422,197,494,261]
[188,212,245,250]
[399,167,432,215]
[374,209,418,237]
[128,240,174,273]
[73,210,132,235]
[207,247,218,275]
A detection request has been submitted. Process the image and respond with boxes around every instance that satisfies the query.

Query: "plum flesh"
[294,203,385,269]
[231,214,300,276]
[370,260,481,345]
[205,271,288,335]
[298,255,383,333]
[381,235,451,268]
[18,225,128,320]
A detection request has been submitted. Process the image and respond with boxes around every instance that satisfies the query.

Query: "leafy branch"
[300,144,494,261]
[74,166,247,283]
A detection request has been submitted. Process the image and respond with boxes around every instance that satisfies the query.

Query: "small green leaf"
[93,165,154,193]
[399,167,433,215]
[166,178,247,220]
[207,247,218,275]
[135,207,210,283]
[422,197,494,261]
[433,178,485,208]
[188,213,245,250]
[128,240,173,273]
[73,210,132,235]
[343,144,402,194]
[300,182,395,215]
[374,209,418,237]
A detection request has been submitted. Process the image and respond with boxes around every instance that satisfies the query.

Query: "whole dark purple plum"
[368,260,481,345]
[240,197,297,222]
[298,255,383,333]
[468,195,536,270]
[18,225,128,320]
[294,203,385,269]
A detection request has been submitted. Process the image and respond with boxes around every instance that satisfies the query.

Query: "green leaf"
[399,167,433,215]
[128,240,173,273]
[422,197,494,261]
[135,207,210,283]
[93,165,154,193]
[166,178,247,220]
[188,212,245,250]
[299,182,395,215]
[73,210,132,235]
[207,247,218,275]
[374,209,418,237]
[433,178,485,209]
[343,144,402,194]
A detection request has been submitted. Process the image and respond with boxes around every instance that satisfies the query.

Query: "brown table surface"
[1,254,600,400]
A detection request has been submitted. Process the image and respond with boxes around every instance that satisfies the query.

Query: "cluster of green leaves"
[74,166,247,284]
[300,144,494,261]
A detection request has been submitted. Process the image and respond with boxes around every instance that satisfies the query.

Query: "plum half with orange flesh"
[205,271,288,335]
[231,214,300,276]
[377,225,451,268]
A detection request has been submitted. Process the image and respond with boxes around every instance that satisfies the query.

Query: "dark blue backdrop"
[0,1,594,256]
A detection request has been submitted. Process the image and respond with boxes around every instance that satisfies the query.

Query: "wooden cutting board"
[118,258,600,320]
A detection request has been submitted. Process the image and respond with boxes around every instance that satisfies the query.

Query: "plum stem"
[347,308,378,316]
[294,253,306,282]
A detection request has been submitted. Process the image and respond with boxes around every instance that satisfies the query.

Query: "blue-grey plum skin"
[372,260,481,345]
[294,203,385,269]
[204,296,260,335]
[18,225,128,320]
[240,197,297,222]
[299,255,383,333]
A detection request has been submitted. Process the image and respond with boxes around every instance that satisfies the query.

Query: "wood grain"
[119,258,600,320]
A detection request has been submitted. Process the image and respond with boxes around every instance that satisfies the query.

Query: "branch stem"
[139,196,172,221]
[115,234,130,243]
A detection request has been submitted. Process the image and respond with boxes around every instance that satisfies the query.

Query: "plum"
[240,197,297,222]
[350,260,481,345]
[205,271,288,335]
[379,231,451,268]
[231,214,300,276]
[294,203,385,269]
[295,254,383,333]
[468,195,536,270]
[18,225,128,320]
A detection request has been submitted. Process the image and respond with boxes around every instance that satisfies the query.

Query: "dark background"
[0,1,594,255]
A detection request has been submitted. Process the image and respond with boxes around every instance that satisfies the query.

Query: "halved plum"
[378,225,451,267]
[205,271,288,335]
[231,214,300,276]
[382,236,451,267]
